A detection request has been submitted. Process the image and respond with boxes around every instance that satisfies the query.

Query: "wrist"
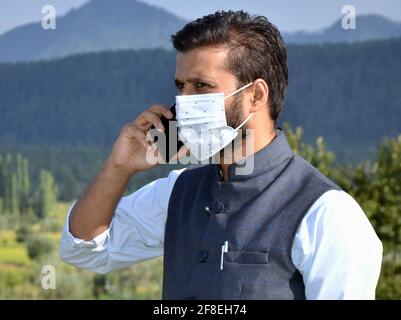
[104,157,136,178]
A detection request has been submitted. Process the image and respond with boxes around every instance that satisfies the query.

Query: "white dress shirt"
[59,168,383,300]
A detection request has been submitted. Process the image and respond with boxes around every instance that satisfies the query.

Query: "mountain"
[1,1,400,63]
[0,38,400,163]
[0,0,187,63]
[284,14,401,44]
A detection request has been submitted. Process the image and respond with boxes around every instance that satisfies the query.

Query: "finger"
[124,124,149,149]
[145,129,161,146]
[149,104,174,119]
[144,138,165,165]
[171,145,190,161]
[137,110,165,132]
[145,130,169,164]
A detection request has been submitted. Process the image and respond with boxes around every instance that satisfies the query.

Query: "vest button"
[199,250,210,263]
[213,201,225,214]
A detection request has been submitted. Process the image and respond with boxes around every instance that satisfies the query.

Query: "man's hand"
[107,104,174,174]
[68,104,186,241]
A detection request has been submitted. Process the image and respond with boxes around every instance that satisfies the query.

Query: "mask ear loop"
[224,82,254,99]
[235,112,254,130]
[223,81,255,130]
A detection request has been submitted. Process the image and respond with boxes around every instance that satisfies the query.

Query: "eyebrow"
[174,77,217,88]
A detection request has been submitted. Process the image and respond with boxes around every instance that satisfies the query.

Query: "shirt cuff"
[62,200,112,249]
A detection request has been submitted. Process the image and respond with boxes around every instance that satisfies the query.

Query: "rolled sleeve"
[59,168,186,274]
[59,200,116,273]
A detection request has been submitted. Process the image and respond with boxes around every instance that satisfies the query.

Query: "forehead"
[175,47,234,81]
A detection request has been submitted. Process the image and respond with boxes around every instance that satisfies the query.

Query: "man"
[59,10,382,299]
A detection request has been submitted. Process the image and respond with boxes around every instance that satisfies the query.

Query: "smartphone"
[148,104,184,163]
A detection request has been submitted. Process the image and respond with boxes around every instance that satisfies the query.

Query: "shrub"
[25,235,55,261]
[16,225,32,243]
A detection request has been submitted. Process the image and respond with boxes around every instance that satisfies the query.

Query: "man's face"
[175,47,248,129]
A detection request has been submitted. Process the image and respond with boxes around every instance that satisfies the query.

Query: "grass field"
[0,202,67,297]
[0,201,164,299]
[0,245,31,266]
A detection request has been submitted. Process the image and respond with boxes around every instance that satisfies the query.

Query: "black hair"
[171,10,288,124]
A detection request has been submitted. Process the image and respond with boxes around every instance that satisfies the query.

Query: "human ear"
[249,79,269,113]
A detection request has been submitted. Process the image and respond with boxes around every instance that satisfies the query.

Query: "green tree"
[341,134,401,299]
[284,123,336,176]
[10,173,19,214]
[285,124,401,299]
[0,153,31,215]
[0,153,19,214]
[36,170,58,218]
[16,154,30,213]
[2,153,13,213]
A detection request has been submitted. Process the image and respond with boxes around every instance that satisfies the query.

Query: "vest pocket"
[225,250,269,265]
[222,251,272,299]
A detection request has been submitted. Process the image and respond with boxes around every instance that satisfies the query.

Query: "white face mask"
[175,82,254,161]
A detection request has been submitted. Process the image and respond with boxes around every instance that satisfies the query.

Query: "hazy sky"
[1,0,400,36]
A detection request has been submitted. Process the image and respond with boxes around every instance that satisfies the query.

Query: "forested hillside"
[283,14,401,44]
[1,37,400,161]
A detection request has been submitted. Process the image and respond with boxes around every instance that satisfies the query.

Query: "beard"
[225,93,243,128]
[225,93,248,139]
[219,93,250,161]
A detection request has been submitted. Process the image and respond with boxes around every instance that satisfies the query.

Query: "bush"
[104,257,163,299]
[376,261,401,299]
[25,235,55,261]
[16,225,32,243]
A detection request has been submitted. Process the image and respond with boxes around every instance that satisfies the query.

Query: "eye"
[196,82,210,89]
[176,83,184,93]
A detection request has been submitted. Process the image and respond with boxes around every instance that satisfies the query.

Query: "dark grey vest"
[162,128,341,300]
